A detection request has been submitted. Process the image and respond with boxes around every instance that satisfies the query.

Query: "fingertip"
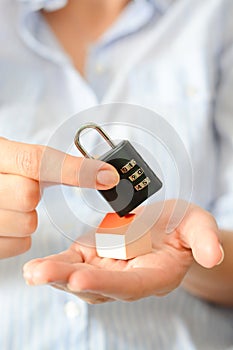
[68,270,89,292]
[68,268,99,292]
[192,237,224,268]
[23,259,48,285]
[77,158,120,190]
[23,258,44,273]
[96,166,120,189]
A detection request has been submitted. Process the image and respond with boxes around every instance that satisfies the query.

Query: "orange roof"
[97,213,136,234]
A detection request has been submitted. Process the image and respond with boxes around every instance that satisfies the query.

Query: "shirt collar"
[93,0,159,49]
[17,0,173,12]
[17,0,67,12]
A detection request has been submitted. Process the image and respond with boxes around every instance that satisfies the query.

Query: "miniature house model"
[95,212,152,260]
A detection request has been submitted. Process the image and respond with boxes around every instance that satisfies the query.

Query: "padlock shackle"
[74,123,116,158]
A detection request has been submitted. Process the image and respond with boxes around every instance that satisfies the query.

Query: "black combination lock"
[74,123,162,217]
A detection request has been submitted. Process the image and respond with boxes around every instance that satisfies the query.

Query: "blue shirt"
[1,0,233,349]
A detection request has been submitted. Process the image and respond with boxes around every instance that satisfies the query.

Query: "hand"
[23,200,224,304]
[0,137,119,259]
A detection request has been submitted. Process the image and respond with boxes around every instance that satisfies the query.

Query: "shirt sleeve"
[211,3,233,230]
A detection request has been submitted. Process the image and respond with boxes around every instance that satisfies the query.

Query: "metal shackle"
[74,123,116,158]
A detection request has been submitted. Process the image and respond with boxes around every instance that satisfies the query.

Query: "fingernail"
[217,244,224,265]
[96,169,119,187]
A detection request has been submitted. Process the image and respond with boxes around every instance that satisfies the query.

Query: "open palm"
[23,200,223,304]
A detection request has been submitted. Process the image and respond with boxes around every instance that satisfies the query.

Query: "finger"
[23,260,81,285]
[0,139,119,189]
[23,248,83,274]
[0,174,40,211]
[67,261,191,301]
[23,258,113,303]
[23,261,178,301]
[0,209,38,236]
[0,236,31,259]
[178,206,223,268]
[23,259,141,300]
[67,267,153,301]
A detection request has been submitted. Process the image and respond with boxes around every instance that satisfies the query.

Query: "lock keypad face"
[99,140,162,217]
[134,177,151,191]
[120,159,149,190]
[128,167,144,182]
[120,159,137,174]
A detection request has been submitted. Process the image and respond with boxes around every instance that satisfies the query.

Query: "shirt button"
[186,85,198,97]
[64,301,82,319]
[95,63,104,74]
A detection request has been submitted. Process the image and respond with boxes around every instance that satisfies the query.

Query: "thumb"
[190,228,224,268]
[0,138,119,190]
[179,207,224,268]
[40,147,120,190]
[76,157,120,190]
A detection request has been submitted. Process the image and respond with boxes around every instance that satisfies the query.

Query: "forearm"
[182,230,233,306]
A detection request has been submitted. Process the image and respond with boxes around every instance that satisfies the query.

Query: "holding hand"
[23,200,224,304]
[0,137,119,259]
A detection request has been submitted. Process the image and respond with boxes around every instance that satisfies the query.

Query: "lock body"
[98,140,162,217]
[74,123,162,217]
